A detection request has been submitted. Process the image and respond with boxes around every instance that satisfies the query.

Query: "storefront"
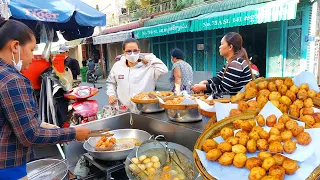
[134,0,318,78]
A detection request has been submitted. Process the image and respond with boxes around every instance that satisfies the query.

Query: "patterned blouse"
[169,61,193,94]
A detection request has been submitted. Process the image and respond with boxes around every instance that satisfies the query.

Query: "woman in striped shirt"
[191,32,254,96]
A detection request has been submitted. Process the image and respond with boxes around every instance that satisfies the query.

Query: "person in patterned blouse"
[192,32,254,96]
[0,18,91,180]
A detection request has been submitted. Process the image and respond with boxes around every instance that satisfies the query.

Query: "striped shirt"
[206,58,252,95]
[0,58,76,168]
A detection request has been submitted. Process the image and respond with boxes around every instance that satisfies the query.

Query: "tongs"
[89,129,114,137]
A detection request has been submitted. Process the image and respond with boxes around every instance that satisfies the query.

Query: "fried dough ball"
[278,104,288,114]
[206,149,222,161]
[313,123,320,128]
[233,119,243,129]
[271,100,280,108]
[301,115,315,126]
[266,115,277,127]
[285,120,298,131]
[248,100,259,108]
[220,127,234,140]
[279,96,292,106]
[252,126,264,133]
[257,139,269,151]
[291,126,304,137]
[284,78,294,88]
[241,121,253,132]
[231,92,245,103]
[247,139,257,153]
[273,154,287,166]
[248,119,257,127]
[286,90,296,102]
[232,144,247,154]
[246,87,258,99]
[283,140,297,154]
[249,167,266,180]
[261,176,280,180]
[278,114,291,124]
[269,165,286,180]
[233,153,247,168]
[258,152,272,161]
[297,89,308,100]
[246,157,263,170]
[218,152,235,166]
[235,130,249,138]
[230,109,242,116]
[304,98,314,108]
[202,139,218,152]
[239,134,250,146]
[278,85,288,96]
[218,142,232,153]
[268,135,282,143]
[238,100,248,111]
[308,89,317,98]
[311,113,320,123]
[269,141,283,153]
[269,92,281,101]
[274,122,285,132]
[275,80,284,88]
[289,104,300,118]
[256,114,265,127]
[282,159,299,175]
[300,83,309,91]
[268,82,278,92]
[246,81,257,90]
[259,89,271,97]
[300,107,314,116]
[281,131,293,142]
[249,131,261,141]
[317,92,320,98]
[296,132,312,145]
[270,127,281,136]
[258,95,269,107]
[290,85,299,94]
[259,130,270,140]
[262,157,276,171]
[226,136,239,146]
[247,106,258,111]
[258,81,268,91]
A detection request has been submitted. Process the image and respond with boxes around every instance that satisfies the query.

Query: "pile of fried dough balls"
[202,113,314,180]
[230,79,320,128]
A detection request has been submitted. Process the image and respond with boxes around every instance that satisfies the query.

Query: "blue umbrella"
[8,0,106,42]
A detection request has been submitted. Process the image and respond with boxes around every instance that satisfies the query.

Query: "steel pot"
[165,108,202,123]
[27,159,68,180]
[83,129,151,161]
[136,102,164,113]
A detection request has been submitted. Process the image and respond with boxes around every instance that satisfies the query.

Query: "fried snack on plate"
[269,141,283,153]
[218,142,232,153]
[269,165,286,180]
[269,127,281,136]
[289,104,300,118]
[268,82,278,92]
[248,167,266,180]
[262,157,276,171]
[297,89,308,100]
[248,100,258,108]
[278,104,289,114]
[235,130,248,138]
[249,131,260,141]
[226,136,239,145]
[269,92,281,101]
[230,109,242,116]
[220,127,234,140]
[275,80,284,88]
[247,139,257,153]
[268,135,282,143]
[308,89,317,98]
[300,115,315,126]
[286,90,296,102]
[311,113,320,123]
[258,151,272,161]
[282,159,299,175]
[313,123,320,128]
[238,100,248,111]
[300,107,314,116]
[317,92,320,98]
[273,154,287,166]
[283,140,297,154]
[248,119,257,127]
[233,153,247,168]
[258,89,271,97]
[239,134,250,146]
[246,87,258,99]
[261,176,280,180]
[291,126,304,137]
[270,100,280,108]
[278,84,287,96]
[266,115,277,127]
[256,114,265,127]
[206,149,222,161]
[258,81,268,91]
[279,96,292,106]
[290,85,299,94]
[274,122,285,132]
[296,132,312,145]
[233,119,243,129]
[241,121,253,132]
[258,130,270,140]
[202,139,218,152]
[299,83,309,91]
[257,139,269,151]
[231,92,245,103]
[285,120,298,131]
[304,98,314,108]
[232,144,247,154]
[218,152,235,166]
[278,114,291,124]
[258,95,269,109]
[284,78,294,88]
[281,131,293,142]
[246,81,257,90]
[246,157,263,170]
[252,126,264,133]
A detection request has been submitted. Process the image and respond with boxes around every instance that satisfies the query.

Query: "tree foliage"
[126,0,141,12]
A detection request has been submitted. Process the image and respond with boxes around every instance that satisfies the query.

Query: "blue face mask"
[12,45,23,72]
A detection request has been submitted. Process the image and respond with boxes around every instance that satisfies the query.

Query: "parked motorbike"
[64,83,102,126]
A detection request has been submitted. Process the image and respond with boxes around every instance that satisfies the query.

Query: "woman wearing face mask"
[0,18,91,180]
[106,38,168,112]
[191,32,254,96]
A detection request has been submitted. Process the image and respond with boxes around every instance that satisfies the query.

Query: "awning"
[102,20,145,34]
[65,38,85,47]
[191,0,299,32]
[134,20,190,39]
[93,30,133,45]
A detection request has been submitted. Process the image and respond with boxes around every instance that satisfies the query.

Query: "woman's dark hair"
[171,48,184,60]
[0,18,35,50]
[122,38,140,50]
[224,32,249,61]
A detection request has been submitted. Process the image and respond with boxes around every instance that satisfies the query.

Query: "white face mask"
[126,53,140,63]
[12,45,23,72]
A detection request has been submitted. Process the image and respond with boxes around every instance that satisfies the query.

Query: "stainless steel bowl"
[27,159,68,180]
[165,108,202,122]
[136,102,164,113]
[83,129,151,161]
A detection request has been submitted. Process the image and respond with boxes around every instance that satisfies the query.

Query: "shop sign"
[25,9,59,22]
[93,32,132,45]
